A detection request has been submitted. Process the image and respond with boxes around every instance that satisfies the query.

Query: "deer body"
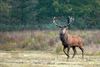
[60,28,84,59]
[53,17,84,59]
[60,30,83,47]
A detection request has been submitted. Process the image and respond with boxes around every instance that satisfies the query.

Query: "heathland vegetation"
[0,1,100,66]
[0,30,100,55]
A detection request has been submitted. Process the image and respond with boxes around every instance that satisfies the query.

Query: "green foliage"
[0,0,100,30]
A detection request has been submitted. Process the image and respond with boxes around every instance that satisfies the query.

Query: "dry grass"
[0,30,100,55]
[0,51,100,67]
[0,30,100,67]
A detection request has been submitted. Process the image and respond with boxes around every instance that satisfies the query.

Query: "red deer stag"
[53,17,84,59]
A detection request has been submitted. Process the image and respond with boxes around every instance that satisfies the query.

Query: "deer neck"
[64,31,69,39]
[60,29,69,44]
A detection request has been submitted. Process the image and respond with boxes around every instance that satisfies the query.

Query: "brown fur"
[52,16,84,59]
[60,28,84,59]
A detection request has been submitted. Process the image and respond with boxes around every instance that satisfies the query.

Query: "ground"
[0,51,100,67]
[0,30,100,67]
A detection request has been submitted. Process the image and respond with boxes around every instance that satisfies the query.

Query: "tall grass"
[0,30,100,54]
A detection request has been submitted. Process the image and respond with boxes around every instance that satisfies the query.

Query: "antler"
[53,17,62,28]
[66,16,74,26]
[52,16,74,28]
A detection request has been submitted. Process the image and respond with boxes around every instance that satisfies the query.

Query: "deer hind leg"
[72,46,76,58]
[79,47,84,59]
[63,47,70,59]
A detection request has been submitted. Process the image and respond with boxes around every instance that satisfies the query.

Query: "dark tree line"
[0,0,100,31]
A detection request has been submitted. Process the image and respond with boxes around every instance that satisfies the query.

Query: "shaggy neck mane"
[60,29,69,43]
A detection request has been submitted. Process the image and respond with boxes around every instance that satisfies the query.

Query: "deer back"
[66,34,83,47]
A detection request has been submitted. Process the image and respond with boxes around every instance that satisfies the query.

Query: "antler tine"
[67,22,71,26]
[66,16,74,26]
[53,17,62,28]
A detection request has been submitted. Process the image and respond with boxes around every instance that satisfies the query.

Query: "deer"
[52,16,84,59]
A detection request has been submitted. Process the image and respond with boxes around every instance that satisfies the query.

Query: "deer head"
[52,16,74,34]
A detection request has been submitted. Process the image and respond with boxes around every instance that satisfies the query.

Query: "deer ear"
[59,26,62,28]
[64,26,67,28]
[66,26,69,29]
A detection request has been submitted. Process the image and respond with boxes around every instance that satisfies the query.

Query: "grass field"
[0,30,100,67]
[0,51,100,67]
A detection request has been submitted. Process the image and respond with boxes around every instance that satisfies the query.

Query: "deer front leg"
[72,46,76,58]
[63,47,70,59]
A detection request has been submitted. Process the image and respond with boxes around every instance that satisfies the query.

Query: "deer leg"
[67,47,70,58]
[72,46,76,58]
[63,47,69,59]
[79,47,84,58]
